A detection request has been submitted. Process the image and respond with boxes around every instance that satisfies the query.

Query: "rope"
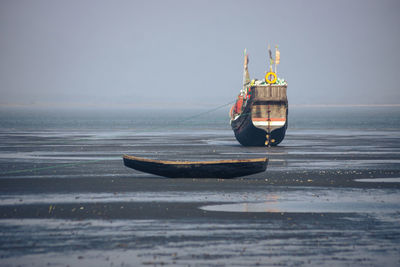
[1,160,105,175]
[180,101,235,122]
[2,101,236,176]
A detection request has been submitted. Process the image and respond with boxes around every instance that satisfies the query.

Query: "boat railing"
[252,85,287,102]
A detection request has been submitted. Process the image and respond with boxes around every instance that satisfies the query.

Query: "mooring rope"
[1,160,105,175]
[180,101,235,122]
[1,100,236,175]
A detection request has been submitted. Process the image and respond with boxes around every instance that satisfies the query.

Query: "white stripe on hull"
[253,121,286,127]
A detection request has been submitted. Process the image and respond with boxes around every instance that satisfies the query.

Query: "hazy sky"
[0,0,399,108]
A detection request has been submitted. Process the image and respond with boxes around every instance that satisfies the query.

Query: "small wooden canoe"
[123,155,268,178]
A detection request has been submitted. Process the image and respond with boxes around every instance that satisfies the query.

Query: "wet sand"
[1,128,400,266]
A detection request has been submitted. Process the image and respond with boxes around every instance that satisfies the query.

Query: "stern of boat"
[250,84,288,146]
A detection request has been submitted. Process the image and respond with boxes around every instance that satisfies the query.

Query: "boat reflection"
[200,190,400,214]
[204,194,281,213]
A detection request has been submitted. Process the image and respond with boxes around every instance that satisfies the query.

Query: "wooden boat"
[230,48,288,146]
[123,155,268,178]
[230,83,288,146]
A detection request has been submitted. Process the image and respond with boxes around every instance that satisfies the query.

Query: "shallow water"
[1,214,399,267]
[1,107,400,266]
[355,178,400,183]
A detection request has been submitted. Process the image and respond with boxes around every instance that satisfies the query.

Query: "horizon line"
[0,103,400,109]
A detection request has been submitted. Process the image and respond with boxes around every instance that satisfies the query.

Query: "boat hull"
[231,84,288,146]
[232,114,287,146]
[123,155,268,178]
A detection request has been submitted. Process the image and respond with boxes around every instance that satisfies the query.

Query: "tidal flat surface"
[0,107,400,266]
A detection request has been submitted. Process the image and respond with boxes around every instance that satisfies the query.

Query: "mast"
[242,49,250,93]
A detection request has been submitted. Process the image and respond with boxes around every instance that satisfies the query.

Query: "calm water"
[1,106,400,266]
[1,106,400,131]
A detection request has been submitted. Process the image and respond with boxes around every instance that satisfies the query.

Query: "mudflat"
[1,118,400,266]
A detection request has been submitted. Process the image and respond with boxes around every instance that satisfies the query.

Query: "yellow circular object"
[265,72,277,84]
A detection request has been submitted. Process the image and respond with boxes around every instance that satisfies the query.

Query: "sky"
[0,0,399,109]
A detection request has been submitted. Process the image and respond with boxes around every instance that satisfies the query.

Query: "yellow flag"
[275,47,280,65]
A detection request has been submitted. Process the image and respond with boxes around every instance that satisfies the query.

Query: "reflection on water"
[200,187,400,213]
[201,201,400,213]
[2,188,399,208]
[355,178,400,183]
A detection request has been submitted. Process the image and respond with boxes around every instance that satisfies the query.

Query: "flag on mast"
[275,46,280,65]
[275,45,280,74]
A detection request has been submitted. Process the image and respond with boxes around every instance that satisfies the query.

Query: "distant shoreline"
[1,103,400,111]
[290,104,400,108]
